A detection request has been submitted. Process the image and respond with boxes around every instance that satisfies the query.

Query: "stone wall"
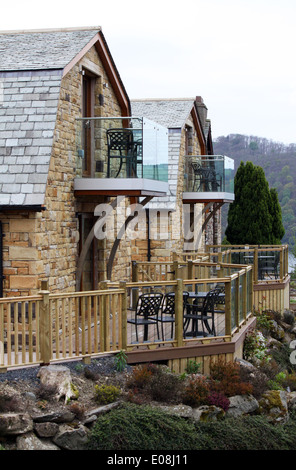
[1,44,134,295]
[132,113,204,264]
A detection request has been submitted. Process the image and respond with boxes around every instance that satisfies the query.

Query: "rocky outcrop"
[226,395,259,418]
[0,362,295,450]
[258,390,289,424]
[37,365,79,403]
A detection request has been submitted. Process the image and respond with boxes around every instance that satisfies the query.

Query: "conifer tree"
[225,161,284,245]
[269,188,285,244]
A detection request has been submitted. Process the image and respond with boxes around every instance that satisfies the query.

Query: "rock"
[37,365,79,403]
[16,431,60,450]
[32,410,75,423]
[286,391,296,410]
[85,401,121,419]
[0,412,33,435]
[0,384,22,402]
[258,390,289,424]
[270,320,285,341]
[34,421,59,437]
[192,405,225,422]
[24,392,37,401]
[226,395,259,418]
[154,404,193,419]
[53,424,89,450]
[235,358,256,370]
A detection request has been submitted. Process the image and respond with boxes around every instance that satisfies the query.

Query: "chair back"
[161,293,175,316]
[106,128,134,151]
[202,289,216,313]
[213,286,225,305]
[136,293,163,317]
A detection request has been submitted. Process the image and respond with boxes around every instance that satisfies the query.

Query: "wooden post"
[188,260,193,280]
[224,280,232,336]
[175,279,184,347]
[280,247,284,280]
[39,280,51,365]
[235,275,240,328]
[131,261,138,309]
[254,248,258,283]
[119,281,127,350]
[173,260,179,280]
[242,270,247,321]
[99,281,108,352]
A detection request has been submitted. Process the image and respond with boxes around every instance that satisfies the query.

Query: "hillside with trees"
[213,134,296,247]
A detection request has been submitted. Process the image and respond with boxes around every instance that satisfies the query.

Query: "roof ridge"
[0,26,101,35]
[131,98,195,102]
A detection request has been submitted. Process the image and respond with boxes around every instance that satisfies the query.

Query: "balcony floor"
[74,178,168,197]
[183,191,235,203]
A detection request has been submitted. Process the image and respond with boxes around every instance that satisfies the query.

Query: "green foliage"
[185,359,201,374]
[87,402,296,450]
[255,310,274,332]
[94,384,121,404]
[269,188,285,244]
[114,350,128,372]
[87,403,198,450]
[225,161,284,245]
[194,413,296,450]
[214,134,293,247]
[243,328,271,364]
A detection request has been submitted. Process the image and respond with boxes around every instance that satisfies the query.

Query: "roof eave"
[62,30,131,116]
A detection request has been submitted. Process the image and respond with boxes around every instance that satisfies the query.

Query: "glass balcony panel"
[183,155,234,195]
[75,117,168,182]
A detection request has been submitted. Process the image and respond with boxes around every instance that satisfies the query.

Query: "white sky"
[1,0,296,144]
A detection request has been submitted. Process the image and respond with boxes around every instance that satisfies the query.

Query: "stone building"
[0,26,232,297]
[131,97,222,261]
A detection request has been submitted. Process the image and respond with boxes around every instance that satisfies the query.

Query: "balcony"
[74,117,169,197]
[183,155,235,203]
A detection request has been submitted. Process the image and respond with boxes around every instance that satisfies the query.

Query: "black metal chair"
[213,285,225,314]
[191,163,221,192]
[183,289,216,337]
[157,292,189,340]
[106,128,136,178]
[127,293,163,342]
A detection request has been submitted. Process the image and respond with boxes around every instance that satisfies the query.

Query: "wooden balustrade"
[0,265,253,372]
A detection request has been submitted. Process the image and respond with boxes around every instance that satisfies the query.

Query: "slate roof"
[0,27,101,207]
[0,27,100,71]
[131,98,196,129]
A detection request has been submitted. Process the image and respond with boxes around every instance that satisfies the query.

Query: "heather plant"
[207,391,230,411]
[182,375,210,406]
[127,363,156,390]
[209,359,253,397]
[127,363,182,404]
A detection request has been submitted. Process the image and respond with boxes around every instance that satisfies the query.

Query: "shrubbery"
[88,403,198,450]
[87,402,296,450]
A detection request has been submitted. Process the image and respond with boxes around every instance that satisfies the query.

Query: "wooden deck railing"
[0,280,127,370]
[0,267,253,371]
[205,244,289,284]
